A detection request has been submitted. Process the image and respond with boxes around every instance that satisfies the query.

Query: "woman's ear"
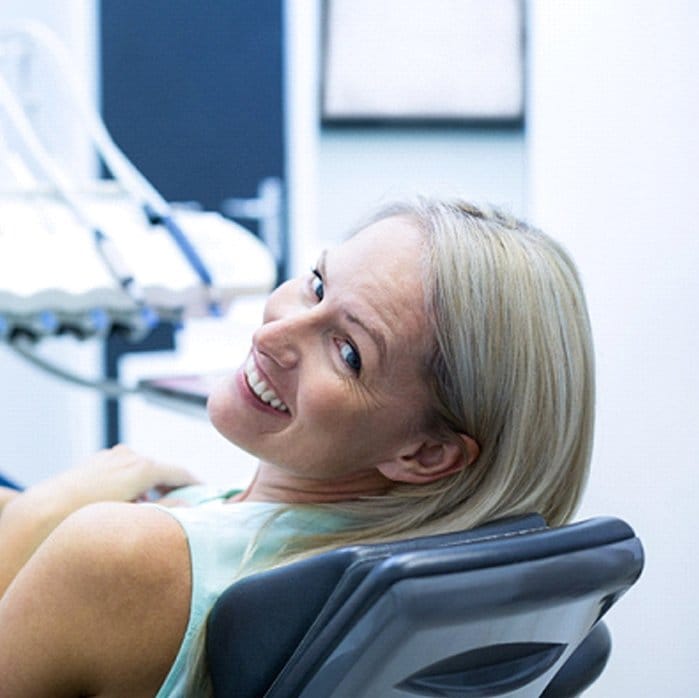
[377,433,480,485]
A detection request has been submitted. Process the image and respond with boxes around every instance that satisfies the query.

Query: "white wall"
[528,2,699,694]
[0,0,101,485]
[284,0,321,276]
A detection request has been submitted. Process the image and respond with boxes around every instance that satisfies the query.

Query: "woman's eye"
[311,269,324,301]
[339,341,362,373]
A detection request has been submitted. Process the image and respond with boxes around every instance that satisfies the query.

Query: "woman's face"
[207,216,434,482]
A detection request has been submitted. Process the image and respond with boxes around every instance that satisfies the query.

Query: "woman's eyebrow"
[321,249,387,366]
[345,312,388,367]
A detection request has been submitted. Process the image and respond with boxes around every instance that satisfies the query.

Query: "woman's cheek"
[299,378,347,422]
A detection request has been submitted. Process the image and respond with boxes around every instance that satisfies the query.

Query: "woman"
[0,198,594,697]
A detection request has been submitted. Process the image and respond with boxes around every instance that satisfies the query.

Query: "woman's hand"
[26,444,199,512]
[0,445,199,599]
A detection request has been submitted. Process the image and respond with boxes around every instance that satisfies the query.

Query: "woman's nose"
[253,277,324,367]
[252,317,301,369]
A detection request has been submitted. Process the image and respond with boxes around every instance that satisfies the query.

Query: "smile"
[244,356,289,412]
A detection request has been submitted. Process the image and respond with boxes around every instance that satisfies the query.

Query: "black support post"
[102,323,176,447]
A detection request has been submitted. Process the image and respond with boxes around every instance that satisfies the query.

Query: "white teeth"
[244,356,289,412]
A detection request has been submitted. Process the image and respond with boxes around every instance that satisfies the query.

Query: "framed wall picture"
[321,0,524,126]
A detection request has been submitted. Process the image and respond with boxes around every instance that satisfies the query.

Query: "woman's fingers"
[62,445,200,505]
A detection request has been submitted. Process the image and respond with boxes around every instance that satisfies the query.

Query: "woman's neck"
[231,461,392,503]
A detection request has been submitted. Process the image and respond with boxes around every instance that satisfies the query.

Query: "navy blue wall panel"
[100,0,285,213]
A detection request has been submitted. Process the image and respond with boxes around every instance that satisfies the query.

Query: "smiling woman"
[0,198,594,698]
[207,217,447,491]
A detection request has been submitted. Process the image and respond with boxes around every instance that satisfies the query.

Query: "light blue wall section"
[316,128,525,247]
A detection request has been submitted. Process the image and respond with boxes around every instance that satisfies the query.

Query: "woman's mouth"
[244,356,289,412]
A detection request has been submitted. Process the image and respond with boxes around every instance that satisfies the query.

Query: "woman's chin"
[206,374,239,437]
[206,370,270,456]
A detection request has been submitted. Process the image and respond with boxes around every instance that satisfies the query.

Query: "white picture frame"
[322,0,524,125]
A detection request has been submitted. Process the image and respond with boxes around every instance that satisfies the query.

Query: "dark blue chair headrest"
[206,514,643,698]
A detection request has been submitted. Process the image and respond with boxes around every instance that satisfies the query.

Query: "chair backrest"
[206,515,643,698]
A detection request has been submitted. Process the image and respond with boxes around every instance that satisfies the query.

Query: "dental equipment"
[0,69,152,317]
[0,22,276,398]
[0,21,220,315]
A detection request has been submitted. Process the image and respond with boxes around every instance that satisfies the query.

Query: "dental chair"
[206,514,643,697]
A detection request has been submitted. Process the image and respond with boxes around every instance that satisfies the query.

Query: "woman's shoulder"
[63,500,188,560]
[45,501,190,592]
[0,502,191,697]
[55,502,193,673]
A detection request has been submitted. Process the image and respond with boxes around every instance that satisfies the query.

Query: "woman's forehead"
[335,217,423,273]
[350,215,421,248]
[329,219,431,362]
[330,219,423,292]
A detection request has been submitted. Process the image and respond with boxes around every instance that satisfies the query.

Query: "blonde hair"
[289,198,594,541]
[186,198,595,694]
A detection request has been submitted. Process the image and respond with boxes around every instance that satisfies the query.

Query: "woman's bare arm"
[0,501,191,698]
[0,445,197,598]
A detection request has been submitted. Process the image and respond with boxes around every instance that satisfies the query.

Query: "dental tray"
[0,182,276,340]
[137,371,226,413]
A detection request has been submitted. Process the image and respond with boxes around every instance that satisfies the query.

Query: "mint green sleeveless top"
[152,485,348,697]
